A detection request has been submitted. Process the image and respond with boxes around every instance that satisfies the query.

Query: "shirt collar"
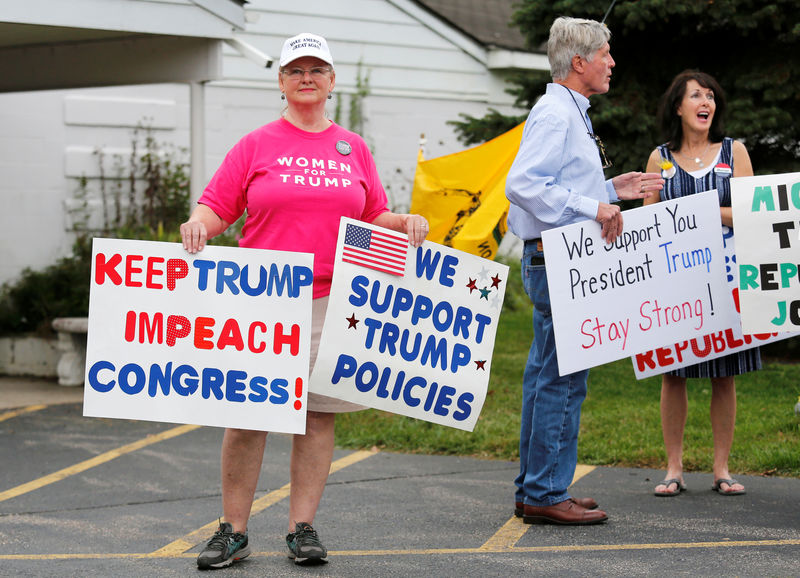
[548,82,591,113]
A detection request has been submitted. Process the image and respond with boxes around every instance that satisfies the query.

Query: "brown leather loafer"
[522,498,608,525]
[514,497,598,517]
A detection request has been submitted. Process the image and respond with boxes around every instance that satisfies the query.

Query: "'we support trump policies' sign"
[84,239,314,434]
[541,191,735,376]
[310,218,508,431]
[731,172,800,333]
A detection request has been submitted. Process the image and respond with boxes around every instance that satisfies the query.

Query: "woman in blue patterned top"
[644,70,759,498]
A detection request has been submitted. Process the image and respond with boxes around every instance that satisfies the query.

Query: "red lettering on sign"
[95,252,188,290]
[218,319,245,351]
[194,317,215,350]
[145,257,165,289]
[125,255,144,287]
[124,311,290,354]
[95,252,123,285]
[274,323,300,356]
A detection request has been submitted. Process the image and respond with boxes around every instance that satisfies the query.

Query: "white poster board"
[542,191,735,376]
[731,172,800,333]
[84,238,314,433]
[632,225,797,378]
[310,218,508,431]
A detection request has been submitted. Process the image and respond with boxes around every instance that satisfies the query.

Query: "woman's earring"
[327,93,332,100]
[281,93,286,100]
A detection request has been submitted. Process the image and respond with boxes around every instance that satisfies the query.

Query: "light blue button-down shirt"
[506,83,618,241]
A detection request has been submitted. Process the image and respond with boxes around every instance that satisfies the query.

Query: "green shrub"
[0,237,92,335]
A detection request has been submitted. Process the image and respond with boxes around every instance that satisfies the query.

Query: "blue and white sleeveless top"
[657,137,734,208]
[656,136,760,378]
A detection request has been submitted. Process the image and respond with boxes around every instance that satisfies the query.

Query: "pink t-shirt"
[199,118,389,298]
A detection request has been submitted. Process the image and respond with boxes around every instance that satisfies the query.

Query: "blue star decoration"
[479,287,491,300]
[346,313,359,329]
[475,359,486,370]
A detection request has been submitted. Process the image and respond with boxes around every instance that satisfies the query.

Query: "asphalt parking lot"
[1,377,799,577]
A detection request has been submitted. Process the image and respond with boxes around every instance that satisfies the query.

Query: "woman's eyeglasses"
[590,132,612,169]
[282,67,332,80]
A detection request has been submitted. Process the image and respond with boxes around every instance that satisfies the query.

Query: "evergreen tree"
[451,0,800,175]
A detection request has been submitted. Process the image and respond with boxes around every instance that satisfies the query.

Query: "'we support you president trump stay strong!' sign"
[541,190,735,376]
[310,218,508,431]
[84,239,314,434]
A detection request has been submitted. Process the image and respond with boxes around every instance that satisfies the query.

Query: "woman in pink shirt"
[181,33,428,569]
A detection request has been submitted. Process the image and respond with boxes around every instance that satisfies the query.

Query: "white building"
[0,0,544,287]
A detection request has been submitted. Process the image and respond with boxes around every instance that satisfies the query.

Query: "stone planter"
[0,317,89,385]
[51,317,89,386]
[0,334,59,378]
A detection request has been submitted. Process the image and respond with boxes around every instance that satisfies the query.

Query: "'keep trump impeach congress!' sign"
[84,239,314,434]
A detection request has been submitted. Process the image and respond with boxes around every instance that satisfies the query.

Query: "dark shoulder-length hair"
[658,70,727,150]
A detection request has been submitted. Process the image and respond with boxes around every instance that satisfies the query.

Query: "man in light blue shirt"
[506,16,663,526]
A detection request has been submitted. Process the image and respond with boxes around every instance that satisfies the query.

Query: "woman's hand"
[404,214,429,247]
[180,220,209,254]
[371,212,430,248]
[179,204,229,254]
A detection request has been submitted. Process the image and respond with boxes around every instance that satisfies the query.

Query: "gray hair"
[547,17,611,81]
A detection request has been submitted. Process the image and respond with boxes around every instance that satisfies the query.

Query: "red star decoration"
[466,278,478,293]
[475,359,486,370]
[491,274,502,289]
[346,314,359,329]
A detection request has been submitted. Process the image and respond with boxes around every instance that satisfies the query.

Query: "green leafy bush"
[0,238,92,334]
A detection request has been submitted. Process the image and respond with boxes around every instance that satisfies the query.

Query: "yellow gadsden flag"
[409,123,524,260]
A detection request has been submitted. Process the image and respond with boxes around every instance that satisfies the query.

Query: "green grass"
[335,260,800,477]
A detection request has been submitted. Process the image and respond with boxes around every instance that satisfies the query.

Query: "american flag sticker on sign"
[342,223,408,276]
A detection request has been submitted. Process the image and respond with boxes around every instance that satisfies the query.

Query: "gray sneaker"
[286,522,328,565]
[197,522,251,569]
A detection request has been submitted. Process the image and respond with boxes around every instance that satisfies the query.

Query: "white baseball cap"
[279,33,334,67]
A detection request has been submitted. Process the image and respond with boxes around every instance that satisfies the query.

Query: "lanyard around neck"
[562,84,592,135]
[561,84,612,169]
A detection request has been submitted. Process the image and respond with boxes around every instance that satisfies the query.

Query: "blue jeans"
[515,243,589,507]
